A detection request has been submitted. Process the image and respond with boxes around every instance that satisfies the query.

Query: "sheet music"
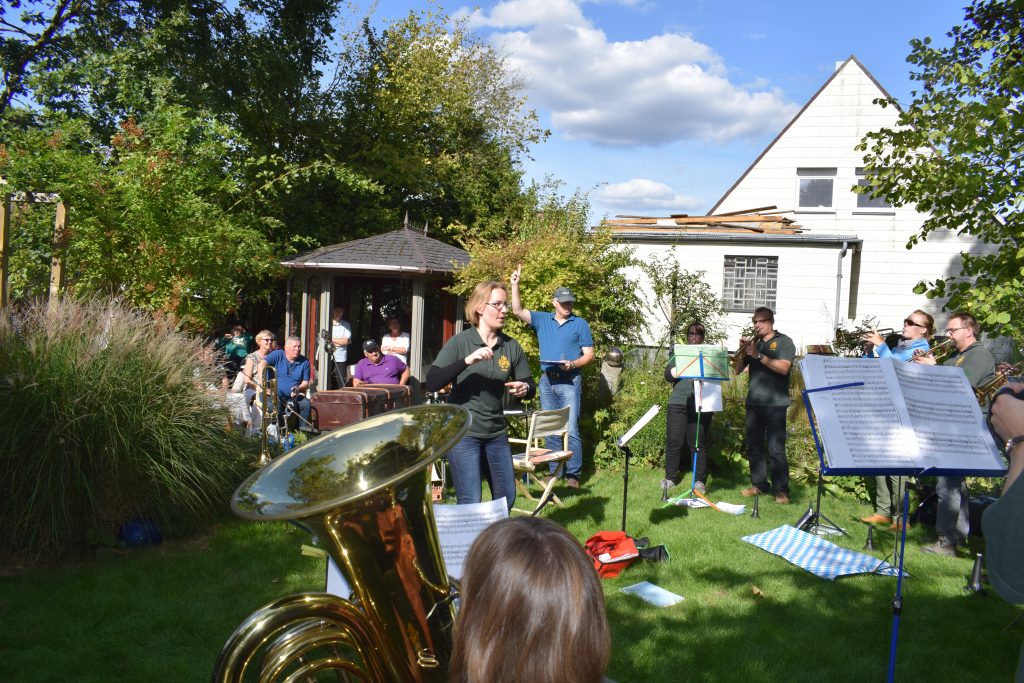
[694,381,723,412]
[618,405,660,447]
[800,356,1003,475]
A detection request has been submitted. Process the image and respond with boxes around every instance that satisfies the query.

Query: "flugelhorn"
[908,338,955,363]
[730,324,758,370]
[834,326,895,347]
[213,404,471,683]
[975,362,1024,406]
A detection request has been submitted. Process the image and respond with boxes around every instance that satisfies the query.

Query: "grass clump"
[0,297,253,562]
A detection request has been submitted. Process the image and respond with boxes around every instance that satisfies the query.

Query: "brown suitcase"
[310,390,375,431]
[358,384,412,411]
[339,387,391,418]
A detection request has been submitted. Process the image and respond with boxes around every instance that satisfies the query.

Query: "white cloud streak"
[593,178,703,212]
[461,0,798,147]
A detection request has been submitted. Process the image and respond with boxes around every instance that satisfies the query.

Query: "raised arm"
[509,266,531,325]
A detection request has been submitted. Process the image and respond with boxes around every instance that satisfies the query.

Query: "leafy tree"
[336,8,547,233]
[451,190,644,357]
[639,252,727,348]
[857,0,1024,344]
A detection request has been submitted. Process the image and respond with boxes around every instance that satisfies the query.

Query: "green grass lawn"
[1,464,1020,682]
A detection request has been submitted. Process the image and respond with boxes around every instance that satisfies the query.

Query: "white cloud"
[462,0,798,147]
[593,178,703,212]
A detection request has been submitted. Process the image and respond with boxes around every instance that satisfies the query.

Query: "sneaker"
[565,477,580,489]
[740,486,762,497]
[920,537,958,557]
[693,481,707,494]
[660,478,675,491]
[774,493,791,505]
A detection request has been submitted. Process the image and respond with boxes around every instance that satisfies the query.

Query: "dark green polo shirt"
[746,330,796,407]
[943,340,996,389]
[433,327,533,439]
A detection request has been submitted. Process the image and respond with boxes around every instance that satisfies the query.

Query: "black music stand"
[800,382,863,537]
[319,330,346,388]
[617,405,661,533]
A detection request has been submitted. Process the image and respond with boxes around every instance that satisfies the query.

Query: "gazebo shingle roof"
[282,228,469,274]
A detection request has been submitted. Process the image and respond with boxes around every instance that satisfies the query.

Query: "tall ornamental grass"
[0,298,252,561]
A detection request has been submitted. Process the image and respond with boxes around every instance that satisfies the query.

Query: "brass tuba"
[213,404,472,683]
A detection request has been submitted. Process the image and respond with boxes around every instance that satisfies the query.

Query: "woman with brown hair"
[449,516,611,683]
[425,280,535,509]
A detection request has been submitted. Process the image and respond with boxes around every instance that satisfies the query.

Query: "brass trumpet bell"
[214,404,472,683]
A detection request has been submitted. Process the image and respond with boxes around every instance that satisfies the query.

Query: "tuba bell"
[213,404,472,683]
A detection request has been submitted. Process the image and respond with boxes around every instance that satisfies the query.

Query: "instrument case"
[310,389,386,430]
[356,384,412,411]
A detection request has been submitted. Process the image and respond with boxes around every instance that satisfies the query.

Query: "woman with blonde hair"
[425,280,535,509]
[449,516,611,683]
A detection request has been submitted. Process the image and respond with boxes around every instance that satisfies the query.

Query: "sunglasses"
[903,318,927,328]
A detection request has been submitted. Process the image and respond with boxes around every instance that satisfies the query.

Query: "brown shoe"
[740,486,762,497]
[774,493,791,505]
[565,477,580,489]
[861,513,893,526]
[889,518,912,531]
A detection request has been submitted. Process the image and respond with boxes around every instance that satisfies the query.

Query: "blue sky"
[365,0,970,221]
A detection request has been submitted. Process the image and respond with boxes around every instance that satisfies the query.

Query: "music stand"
[319,330,346,388]
[672,345,729,497]
[617,404,660,533]
[800,382,862,536]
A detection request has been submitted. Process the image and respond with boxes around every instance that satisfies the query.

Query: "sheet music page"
[431,498,508,579]
[800,356,921,471]
[694,381,723,412]
[890,361,1004,472]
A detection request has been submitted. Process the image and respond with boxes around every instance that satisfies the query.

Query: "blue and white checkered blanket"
[742,525,906,580]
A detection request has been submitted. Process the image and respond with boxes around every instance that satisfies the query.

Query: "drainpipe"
[834,241,849,331]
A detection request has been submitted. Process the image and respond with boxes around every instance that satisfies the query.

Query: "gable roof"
[282,227,470,274]
[708,55,897,215]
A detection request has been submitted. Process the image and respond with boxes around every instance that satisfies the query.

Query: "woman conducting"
[860,310,934,527]
[449,516,611,683]
[663,322,716,494]
[425,280,535,510]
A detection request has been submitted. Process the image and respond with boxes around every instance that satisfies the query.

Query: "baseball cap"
[553,287,576,303]
[362,339,380,352]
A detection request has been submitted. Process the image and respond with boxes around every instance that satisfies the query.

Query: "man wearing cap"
[353,339,409,386]
[510,266,595,488]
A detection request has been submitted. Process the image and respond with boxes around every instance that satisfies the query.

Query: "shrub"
[0,297,253,561]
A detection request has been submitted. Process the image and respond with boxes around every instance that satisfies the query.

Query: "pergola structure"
[281,226,469,396]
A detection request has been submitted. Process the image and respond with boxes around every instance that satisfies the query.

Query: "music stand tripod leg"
[806,464,848,537]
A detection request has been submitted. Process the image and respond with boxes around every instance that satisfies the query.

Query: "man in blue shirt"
[511,266,594,487]
[258,335,312,428]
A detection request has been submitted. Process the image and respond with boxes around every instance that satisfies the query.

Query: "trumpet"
[907,338,955,363]
[213,404,472,683]
[730,324,758,369]
[975,362,1024,406]
[834,327,895,347]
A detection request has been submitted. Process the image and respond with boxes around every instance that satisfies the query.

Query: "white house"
[609,56,1001,355]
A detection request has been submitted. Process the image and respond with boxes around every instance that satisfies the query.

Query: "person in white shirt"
[330,306,352,388]
[381,316,411,366]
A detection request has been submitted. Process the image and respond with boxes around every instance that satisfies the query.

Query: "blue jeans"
[539,373,583,479]
[448,435,516,510]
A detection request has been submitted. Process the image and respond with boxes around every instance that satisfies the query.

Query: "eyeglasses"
[485,301,509,311]
[945,326,966,334]
[903,318,927,328]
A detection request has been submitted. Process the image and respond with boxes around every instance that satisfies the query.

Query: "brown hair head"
[909,309,935,338]
[449,517,610,683]
[949,311,981,338]
[465,281,507,326]
[687,322,706,340]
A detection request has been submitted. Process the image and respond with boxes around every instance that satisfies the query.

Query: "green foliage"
[857,0,1024,346]
[452,190,645,357]
[0,297,254,561]
[639,251,728,348]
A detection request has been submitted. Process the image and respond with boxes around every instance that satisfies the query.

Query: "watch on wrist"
[1005,435,1024,454]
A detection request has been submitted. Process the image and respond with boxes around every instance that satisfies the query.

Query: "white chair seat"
[509,407,574,516]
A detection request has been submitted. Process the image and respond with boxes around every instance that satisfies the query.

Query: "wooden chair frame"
[509,406,573,515]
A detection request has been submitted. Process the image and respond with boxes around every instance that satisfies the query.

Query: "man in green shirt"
[919,311,996,556]
[734,307,796,504]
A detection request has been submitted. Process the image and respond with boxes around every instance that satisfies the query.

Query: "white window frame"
[853,167,894,213]
[722,255,778,313]
[795,167,836,213]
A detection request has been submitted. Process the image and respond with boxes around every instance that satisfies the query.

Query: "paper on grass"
[668,497,745,515]
[327,498,508,597]
[621,581,685,607]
